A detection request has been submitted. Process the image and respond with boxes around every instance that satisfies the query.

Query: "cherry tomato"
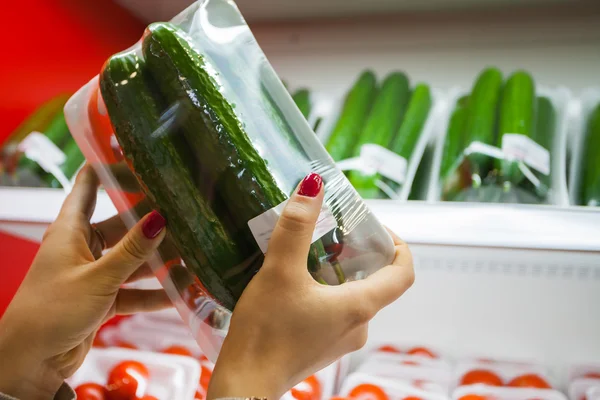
[458,395,489,400]
[195,389,206,400]
[507,374,551,389]
[330,397,349,400]
[106,360,150,400]
[115,341,137,350]
[401,360,420,366]
[349,384,389,400]
[199,354,209,363]
[92,335,107,348]
[403,397,423,400]
[291,375,322,400]
[585,373,600,379]
[406,347,437,358]
[460,369,503,386]
[75,383,107,400]
[377,345,401,354]
[161,345,193,357]
[199,364,213,390]
[140,396,158,400]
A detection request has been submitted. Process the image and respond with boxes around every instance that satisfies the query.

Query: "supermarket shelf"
[2,186,599,253]
[115,0,591,23]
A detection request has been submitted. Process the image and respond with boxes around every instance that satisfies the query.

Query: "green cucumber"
[385,83,432,194]
[440,96,468,181]
[100,50,260,310]
[325,70,378,161]
[497,70,536,185]
[463,67,503,181]
[531,96,555,193]
[142,23,327,277]
[580,103,600,206]
[348,72,410,198]
[292,88,311,119]
[45,137,85,188]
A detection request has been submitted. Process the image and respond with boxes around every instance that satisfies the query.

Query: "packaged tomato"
[569,379,600,400]
[366,350,451,372]
[451,383,567,400]
[371,344,442,359]
[339,373,449,400]
[569,364,600,383]
[454,360,554,389]
[283,362,340,400]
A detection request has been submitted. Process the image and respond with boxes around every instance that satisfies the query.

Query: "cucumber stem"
[332,260,347,284]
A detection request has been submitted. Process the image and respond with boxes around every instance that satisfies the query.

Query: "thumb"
[94,210,167,284]
[265,173,324,270]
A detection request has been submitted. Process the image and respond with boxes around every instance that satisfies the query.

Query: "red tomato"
[403,397,423,400]
[459,395,489,400]
[349,384,389,400]
[460,369,503,386]
[195,389,206,400]
[585,373,600,379]
[161,345,193,357]
[93,335,107,348]
[199,354,209,363]
[140,397,158,400]
[291,375,322,400]
[115,341,137,350]
[199,364,213,390]
[507,374,551,389]
[377,345,402,354]
[406,347,437,358]
[330,397,349,400]
[75,383,107,400]
[401,360,420,366]
[106,360,150,400]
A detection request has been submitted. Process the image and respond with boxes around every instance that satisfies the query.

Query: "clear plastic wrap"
[64,0,394,360]
[430,69,570,205]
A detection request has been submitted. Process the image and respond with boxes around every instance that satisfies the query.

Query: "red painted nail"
[298,173,323,197]
[142,210,166,239]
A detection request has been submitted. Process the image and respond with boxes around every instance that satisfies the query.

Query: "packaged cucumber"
[438,68,562,204]
[64,1,395,360]
[578,101,600,206]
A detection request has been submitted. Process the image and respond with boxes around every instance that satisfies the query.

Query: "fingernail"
[142,210,166,239]
[298,173,323,197]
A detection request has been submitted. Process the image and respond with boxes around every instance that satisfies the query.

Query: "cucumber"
[325,70,378,161]
[292,88,311,119]
[580,103,600,206]
[385,83,432,194]
[531,96,555,193]
[45,137,86,188]
[463,67,503,180]
[348,72,410,198]
[142,23,327,277]
[497,70,536,185]
[100,50,260,310]
[440,96,468,181]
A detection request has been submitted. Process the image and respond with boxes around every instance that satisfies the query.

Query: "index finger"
[58,165,100,221]
[344,234,414,314]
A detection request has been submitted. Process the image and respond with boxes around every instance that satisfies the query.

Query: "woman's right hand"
[208,173,415,400]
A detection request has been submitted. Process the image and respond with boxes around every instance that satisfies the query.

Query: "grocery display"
[575,98,600,206]
[64,0,395,359]
[435,67,568,205]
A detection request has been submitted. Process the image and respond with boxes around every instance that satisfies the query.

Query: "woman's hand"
[0,166,172,399]
[208,173,415,400]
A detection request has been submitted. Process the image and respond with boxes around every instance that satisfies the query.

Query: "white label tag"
[336,144,407,184]
[247,200,338,254]
[464,141,505,160]
[18,132,72,190]
[502,134,550,176]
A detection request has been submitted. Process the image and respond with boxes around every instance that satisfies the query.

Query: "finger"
[58,165,100,221]
[264,173,324,272]
[94,213,128,249]
[94,210,166,284]
[343,240,414,315]
[114,288,173,315]
[124,263,155,283]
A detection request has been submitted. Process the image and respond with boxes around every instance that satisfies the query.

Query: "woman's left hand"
[0,166,172,399]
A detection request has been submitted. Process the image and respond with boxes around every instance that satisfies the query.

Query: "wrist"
[0,312,63,399]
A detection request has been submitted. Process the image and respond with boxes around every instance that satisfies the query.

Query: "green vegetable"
[100,50,260,311]
[440,96,468,181]
[385,83,432,194]
[45,137,85,188]
[142,23,328,282]
[580,103,600,206]
[531,96,555,194]
[292,89,311,119]
[497,70,536,185]
[325,71,378,161]
[348,72,410,198]
[463,67,503,181]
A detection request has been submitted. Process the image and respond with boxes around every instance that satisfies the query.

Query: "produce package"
[433,68,569,205]
[452,383,567,400]
[339,372,449,400]
[569,379,600,400]
[0,94,86,189]
[67,347,201,400]
[454,359,555,390]
[569,89,600,207]
[282,363,340,400]
[64,0,395,360]
[321,71,438,200]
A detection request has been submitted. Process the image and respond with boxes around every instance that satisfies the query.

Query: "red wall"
[1,0,146,315]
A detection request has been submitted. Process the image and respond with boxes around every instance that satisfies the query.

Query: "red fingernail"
[298,173,323,197]
[142,210,166,239]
